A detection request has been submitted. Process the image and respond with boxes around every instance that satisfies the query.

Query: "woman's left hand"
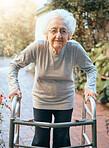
[84,88,97,102]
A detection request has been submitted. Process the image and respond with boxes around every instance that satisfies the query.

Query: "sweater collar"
[48,43,67,57]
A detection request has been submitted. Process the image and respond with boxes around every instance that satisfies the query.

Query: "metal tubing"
[13,120,94,127]
[9,118,15,148]
[9,95,20,148]
[14,144,44,148]
[81,96,97,147]
[11,95,19,118]
[83,133,92,148]
[9,95,97,148]
[15,103,20,116]
[81,97,86,145]
[14,144,92,148]
[85,96,96,120]
[92,120,97,148]
[16,100,20,146]
[84,103,92,117]
[14,133,18,144]
[70,144,92,148]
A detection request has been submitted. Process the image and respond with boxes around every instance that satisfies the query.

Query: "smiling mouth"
[55,40,62,42]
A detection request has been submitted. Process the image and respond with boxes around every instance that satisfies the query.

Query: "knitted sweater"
[8,40,97,110]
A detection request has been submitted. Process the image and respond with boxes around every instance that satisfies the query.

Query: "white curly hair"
[41,9,76,37]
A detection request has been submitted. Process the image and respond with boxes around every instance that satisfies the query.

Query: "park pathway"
[0,57,109,148]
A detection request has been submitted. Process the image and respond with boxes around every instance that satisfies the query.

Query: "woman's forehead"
[50,25,68,30]
[47,17,68,30]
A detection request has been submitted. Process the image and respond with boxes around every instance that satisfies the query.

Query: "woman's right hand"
[9,88,22,102]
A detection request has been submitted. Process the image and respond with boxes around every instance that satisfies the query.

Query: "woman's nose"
[56,31,62,38]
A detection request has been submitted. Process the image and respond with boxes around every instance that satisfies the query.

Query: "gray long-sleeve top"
[8,40,97,110]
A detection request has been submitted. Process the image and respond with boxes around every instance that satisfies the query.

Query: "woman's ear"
[45,33,48,40]
[68,34,71,40]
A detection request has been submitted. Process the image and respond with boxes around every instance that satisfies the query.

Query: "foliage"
[48,0,109,93]
[73,41,109,90]
[0,140,5,148]
[0,93,11,148]
[0,0,37,56]
[89,42,109,92]
[73,42,109,92]
[73,66,86,91]
[0,93,11,129]
[98,80,109,104]
[0,137,5,148]
[47,0,109,51]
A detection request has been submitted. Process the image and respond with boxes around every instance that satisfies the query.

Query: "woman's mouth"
[54,40,62,42]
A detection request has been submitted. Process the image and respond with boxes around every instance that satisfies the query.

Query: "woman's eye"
[62,30,67,33]
[51,29,57,33]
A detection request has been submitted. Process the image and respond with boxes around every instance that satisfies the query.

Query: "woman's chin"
[53,47,62,54]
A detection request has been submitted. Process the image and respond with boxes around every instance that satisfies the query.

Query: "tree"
[47,0,109,51]
[0,0,37,56]
[47,0,109,92]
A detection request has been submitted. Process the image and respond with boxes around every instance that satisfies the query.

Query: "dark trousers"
[32,108,73,148]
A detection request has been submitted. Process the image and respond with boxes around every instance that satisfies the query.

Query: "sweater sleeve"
[75,43,97,93]
[8,41,37,92]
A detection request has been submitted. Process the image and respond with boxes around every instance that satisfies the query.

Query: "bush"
[0,0,37,56]
[0,93,11,130]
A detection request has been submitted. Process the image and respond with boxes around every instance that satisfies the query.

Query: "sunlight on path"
[0,67,8,71]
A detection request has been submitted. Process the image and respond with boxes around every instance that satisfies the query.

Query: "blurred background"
[0,0,109,147]
[0,0,109,99]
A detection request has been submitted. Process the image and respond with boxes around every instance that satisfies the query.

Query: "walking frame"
[9,95,97,148]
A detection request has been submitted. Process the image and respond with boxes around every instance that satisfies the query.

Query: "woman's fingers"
[9,88,22,101]
[84,88,97,102]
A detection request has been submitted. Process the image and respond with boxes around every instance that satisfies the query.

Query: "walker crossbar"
[13,119,94,127]
[9,95,97,148]
[14,143,92,148]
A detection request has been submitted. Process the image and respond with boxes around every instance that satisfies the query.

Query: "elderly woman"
[8,9,97,147]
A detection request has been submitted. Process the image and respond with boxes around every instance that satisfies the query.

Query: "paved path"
[0,57,109,148]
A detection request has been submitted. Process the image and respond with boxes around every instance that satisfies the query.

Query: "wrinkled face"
[46,17,70,54]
